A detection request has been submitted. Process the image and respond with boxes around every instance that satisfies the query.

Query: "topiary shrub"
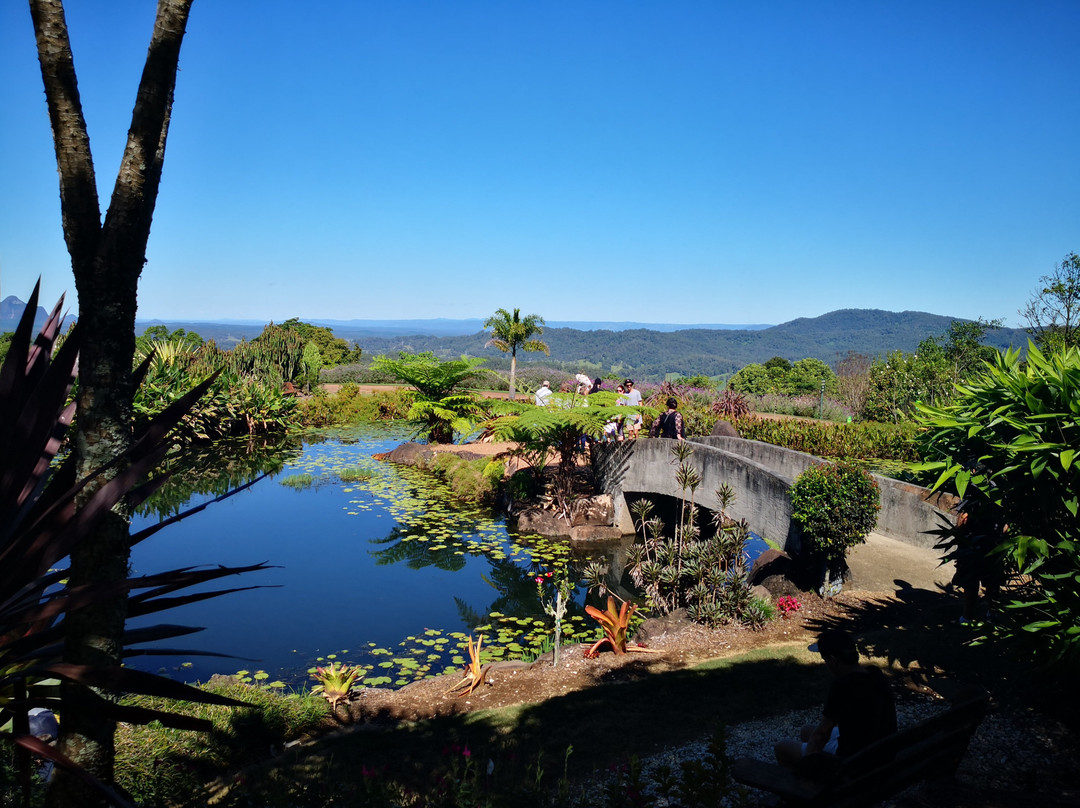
[789,461,880,594]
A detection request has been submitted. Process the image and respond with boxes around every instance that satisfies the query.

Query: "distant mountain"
[350,309,1029,379]
[129,316,771,344]
[1,295,77,334]
[288,317,771,338]
[3,297,1030,380]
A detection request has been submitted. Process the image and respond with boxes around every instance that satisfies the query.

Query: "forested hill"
[355,309,1028,379]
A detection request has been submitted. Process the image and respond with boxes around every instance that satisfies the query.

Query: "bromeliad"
[311,661,363,710]
[583,596,661,658]
[446,634,491,696]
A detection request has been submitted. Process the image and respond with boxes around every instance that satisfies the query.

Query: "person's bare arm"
[805,716,837,754]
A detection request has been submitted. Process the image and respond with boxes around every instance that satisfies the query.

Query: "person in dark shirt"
[775,629,897,767]
[649,397,685,440]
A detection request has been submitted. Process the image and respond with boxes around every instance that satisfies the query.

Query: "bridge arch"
[592,437,956,554]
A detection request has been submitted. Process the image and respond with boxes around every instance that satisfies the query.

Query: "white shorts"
[802,726,839,756]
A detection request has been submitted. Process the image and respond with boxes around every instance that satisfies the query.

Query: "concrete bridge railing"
[593,436,957,554]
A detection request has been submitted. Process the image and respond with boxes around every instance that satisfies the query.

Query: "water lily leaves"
[266,425,613,688]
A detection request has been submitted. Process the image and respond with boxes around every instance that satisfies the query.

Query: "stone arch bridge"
[592,436,956,555]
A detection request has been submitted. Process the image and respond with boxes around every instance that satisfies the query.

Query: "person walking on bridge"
[650,397,685,440]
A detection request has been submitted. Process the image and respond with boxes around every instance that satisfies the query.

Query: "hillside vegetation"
[355,309,1027,379]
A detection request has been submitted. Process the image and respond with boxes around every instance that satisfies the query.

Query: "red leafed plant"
[777,595,802,618]
[583,596,660,658]
[0,283,271,804]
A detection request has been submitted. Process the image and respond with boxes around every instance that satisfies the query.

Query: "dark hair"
[809,629,859,665]
[666,397,678,410]
[624,379,634,386]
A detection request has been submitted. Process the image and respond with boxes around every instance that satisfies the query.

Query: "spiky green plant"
[310,661,363,710]
[624,448,759,627]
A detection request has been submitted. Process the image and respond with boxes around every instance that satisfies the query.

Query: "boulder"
[569,494,614,526]
[569,525,625,543]
[635,609,691,644]
[710,419,740,438]
[750,548,803,598]
[512,507,572,538]
[751,584,773,602]
[749,548,791,584]
[380,442,434,466]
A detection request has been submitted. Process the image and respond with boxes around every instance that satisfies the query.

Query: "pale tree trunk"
[509,351,518,400]
[29,1,194,802]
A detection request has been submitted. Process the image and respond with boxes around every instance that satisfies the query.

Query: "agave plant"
[310,661,363,710]
[1,284,270,804]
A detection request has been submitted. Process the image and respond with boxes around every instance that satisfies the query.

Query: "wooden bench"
[731,689,991,808]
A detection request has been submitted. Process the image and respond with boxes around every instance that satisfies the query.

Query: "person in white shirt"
[534,380,553,407]
[624,378,643,438]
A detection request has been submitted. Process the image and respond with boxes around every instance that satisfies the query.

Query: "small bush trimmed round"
[789,461,880,561]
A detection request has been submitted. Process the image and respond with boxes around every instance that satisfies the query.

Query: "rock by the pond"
[569,494,614,526]
[750,548,802,598]
[511,505,625,542]
[377,441,433,466]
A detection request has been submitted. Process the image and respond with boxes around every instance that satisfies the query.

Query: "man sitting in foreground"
[774,629,897,768]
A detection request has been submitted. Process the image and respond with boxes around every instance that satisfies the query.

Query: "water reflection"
[138,434,304,520]
[128,424,628,688]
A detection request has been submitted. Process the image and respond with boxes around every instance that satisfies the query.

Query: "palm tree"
[483,308,549,400]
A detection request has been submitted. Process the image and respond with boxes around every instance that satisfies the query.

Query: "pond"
[128,424,610,690]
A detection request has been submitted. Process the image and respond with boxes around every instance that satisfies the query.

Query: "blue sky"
[1,1,1077,327]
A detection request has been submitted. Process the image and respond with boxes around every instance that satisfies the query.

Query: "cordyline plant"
[0,284,270,806]
[613,446,765,628]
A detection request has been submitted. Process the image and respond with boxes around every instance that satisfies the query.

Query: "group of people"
[533,376,649,441]
[533,376,691,442]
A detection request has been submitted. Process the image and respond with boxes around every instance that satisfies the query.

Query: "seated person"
[775,629,897,769]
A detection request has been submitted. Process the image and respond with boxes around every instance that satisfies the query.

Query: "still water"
[128,424,600,688]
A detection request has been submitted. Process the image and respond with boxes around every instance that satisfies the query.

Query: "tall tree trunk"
[29,1,195,801]
[509,350,518,400]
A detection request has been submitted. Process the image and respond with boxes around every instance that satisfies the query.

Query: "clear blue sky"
[2,1,1077,327]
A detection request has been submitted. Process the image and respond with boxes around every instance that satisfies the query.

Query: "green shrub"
[298,387,412,426]
[425,453,503,504]
[789,461,881,563]
[734,415,920,462]
[915,343,1080,669]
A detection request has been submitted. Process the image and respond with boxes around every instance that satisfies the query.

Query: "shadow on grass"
[185,588,1078,807]
[200,647,832,806]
